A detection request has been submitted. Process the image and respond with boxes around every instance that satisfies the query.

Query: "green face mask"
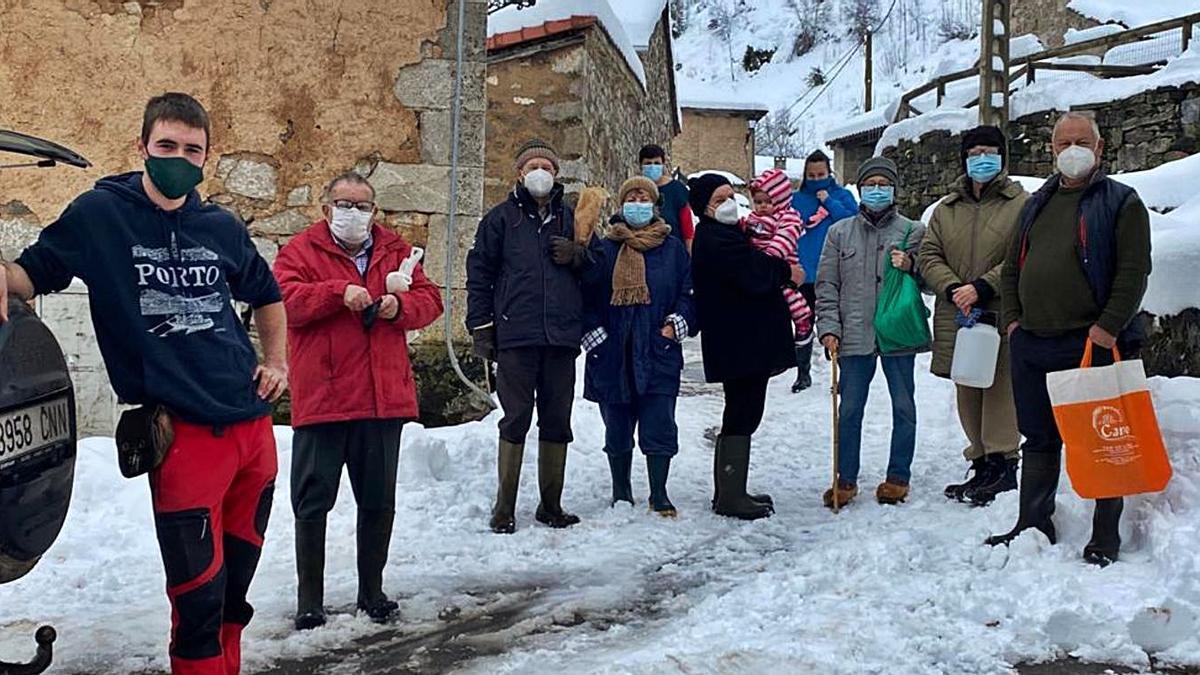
[144,155,204,200]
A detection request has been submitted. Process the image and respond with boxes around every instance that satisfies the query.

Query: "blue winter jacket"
[582,218,696,404]
[465,184,584,351]
[792,178,859,282]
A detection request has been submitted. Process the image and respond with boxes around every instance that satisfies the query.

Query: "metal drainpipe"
[445,0,497,409]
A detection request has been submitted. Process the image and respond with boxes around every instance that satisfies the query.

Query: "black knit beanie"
[960,125,1007,175]
[687,172,732,216]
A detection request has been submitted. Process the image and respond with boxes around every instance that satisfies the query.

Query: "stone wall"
[0,0,492,432]
[484,18,678,210]
[485,40,588,208]
[883,82,1200,219]
[673,110,756,182]
[880,83,1200,378]
[1012,0,1098,48]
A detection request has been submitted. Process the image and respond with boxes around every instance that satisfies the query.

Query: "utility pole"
[864,29,874,112]
[979,0,1011,127]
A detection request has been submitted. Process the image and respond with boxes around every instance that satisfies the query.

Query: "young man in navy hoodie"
[1,93,287,675]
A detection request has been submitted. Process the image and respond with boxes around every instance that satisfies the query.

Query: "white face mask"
[523,168,555,198]
[714,198,740,225]
[329,206,372,246]
[1056,144,1097,180]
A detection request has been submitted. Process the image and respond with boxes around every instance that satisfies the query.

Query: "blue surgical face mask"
[806,176,835,191]
[966,154,1003,183]
[622,202,655,227]
[860,185,895,212]
[642,164,665,181]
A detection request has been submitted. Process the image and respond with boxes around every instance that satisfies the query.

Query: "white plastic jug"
[950,323,1001,388]
[386,246,424,294]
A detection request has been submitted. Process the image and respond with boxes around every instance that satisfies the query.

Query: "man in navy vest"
[987,112,1152,567]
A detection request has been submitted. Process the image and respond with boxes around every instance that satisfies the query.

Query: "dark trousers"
[721,376,770,436]
[600,394,679,457]
[496,346,578,444]
[1010,328,1116,459]
[291,419,403,520]
[151,416,276,675]
[1010,327,1123,533]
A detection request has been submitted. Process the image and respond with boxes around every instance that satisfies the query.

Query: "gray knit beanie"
[856,156,899,186]
[514,139,561,172]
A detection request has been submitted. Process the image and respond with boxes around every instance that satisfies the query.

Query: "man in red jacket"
[273,172,443,630]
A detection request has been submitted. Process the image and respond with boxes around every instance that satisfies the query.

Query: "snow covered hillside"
[2,352,1199,673]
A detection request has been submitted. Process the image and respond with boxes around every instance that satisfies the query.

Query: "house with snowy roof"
[671,94,768,186]
[484,0,680,206]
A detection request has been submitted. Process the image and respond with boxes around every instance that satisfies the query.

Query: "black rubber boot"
[606,450,635,507]
[1083,497,1124,567]
[646,455,676,517]
[791,342,813,393]
[711,437,774,510]
[944,457,989,502]
[535,441,581,528]
[713,435,773,521]
[356,509,398,624]
[294,518,327,631]
[985,452,1059,547]
[966,455,1019,506]
[490,439,524,534]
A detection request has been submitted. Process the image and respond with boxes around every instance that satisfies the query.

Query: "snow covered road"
[2,351,1199,674]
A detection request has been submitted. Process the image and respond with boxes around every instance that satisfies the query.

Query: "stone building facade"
[0,0,491,433]
[484,10,679,209]
[672,106,767,182]
[1012,0,1099,48]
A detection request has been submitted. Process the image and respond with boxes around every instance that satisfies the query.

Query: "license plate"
[0,397,71,469]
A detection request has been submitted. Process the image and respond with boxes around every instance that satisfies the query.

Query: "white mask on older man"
[329,206,372,246]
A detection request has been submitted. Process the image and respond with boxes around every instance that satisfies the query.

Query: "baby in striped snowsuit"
[743,168,814,346]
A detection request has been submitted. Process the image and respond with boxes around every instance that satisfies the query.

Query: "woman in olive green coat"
[917,125,1029,507]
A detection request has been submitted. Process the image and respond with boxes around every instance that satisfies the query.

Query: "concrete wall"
[673,110,756,182]
[0,0,490,432]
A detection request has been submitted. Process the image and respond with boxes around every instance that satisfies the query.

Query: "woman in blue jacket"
[582,176,696,517]
[791,149,859,391]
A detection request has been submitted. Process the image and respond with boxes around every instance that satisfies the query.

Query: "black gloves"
[472,325,497,361]
[549,236,586,267]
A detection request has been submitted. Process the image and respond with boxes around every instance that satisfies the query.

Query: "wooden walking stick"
[831,347,841,513]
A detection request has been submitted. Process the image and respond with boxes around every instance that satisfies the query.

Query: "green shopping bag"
[874,224,931,354]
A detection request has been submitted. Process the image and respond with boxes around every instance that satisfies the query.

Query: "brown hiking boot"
[876,480,910,505]
[822,482,858,509]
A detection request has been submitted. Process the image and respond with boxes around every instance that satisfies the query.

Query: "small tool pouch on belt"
[115,405,175,478]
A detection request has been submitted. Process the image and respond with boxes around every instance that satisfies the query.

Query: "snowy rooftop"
[487,0,648,87]
[823,104,894,144]
[606,0,668,50]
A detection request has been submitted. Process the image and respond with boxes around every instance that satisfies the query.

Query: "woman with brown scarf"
[581,177,696,517]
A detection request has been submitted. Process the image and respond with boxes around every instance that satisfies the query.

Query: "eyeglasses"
[966,148,1001,158]
[331,200,375,212]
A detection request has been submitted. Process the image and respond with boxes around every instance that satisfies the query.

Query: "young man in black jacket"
[466,139,589,534]
[1,93,287,674]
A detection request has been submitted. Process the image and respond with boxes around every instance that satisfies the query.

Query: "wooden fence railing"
[894,11,1200,121]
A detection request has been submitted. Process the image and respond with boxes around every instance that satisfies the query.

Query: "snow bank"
[1068,0,1200,28]
[876,108,977,153]
[1113,152,1200,212]
[488,0,648,87]
[1012,33,1047,59]
[1065,23,1127,45]
[606,0,667,50]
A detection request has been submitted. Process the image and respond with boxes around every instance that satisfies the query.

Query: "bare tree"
[841,0,881,37]
[755,109,804,158]
[788,0,832,58]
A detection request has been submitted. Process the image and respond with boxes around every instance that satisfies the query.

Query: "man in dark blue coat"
[791,150,858,391]
[466,139,589,534]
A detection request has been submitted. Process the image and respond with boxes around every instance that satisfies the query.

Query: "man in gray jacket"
[816,156,928,508]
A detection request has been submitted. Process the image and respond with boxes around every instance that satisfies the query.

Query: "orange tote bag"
[1045,340,1172,499]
